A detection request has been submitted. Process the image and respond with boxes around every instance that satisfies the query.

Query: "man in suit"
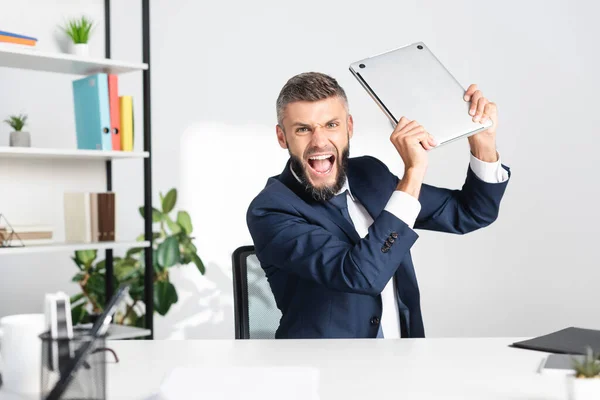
[246,72,510,339]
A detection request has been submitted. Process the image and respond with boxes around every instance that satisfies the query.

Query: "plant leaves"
[74,249,97,269]
[157,236,179,268]
[85,274,105,298]
[164,214,181,235]
[93,259,106,273]
[71,303,88,326]
[136,232,162,242]
[162,189,177,214]
[192,253,206,275]
[129,282,145,299]
[71,272,86,283]
[126,247,145,258]
[138,206,163,223]
[71,255,84,271]
[177,211,193,234]
[115,259,139,282]
[117,265,139,283]
[70,293,85,304]
[180,252,192,265]
[154,281,178,316]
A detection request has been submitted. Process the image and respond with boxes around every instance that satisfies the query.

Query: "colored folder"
[108,75,121,151]
[72,73,112,151]
[119,96,134,151]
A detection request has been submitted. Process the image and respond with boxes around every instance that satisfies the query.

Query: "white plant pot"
[69,43,89,57]
[9,131,31,147]
[567,375,600,400]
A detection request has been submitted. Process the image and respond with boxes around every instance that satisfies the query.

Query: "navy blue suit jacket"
[246,156,510,338]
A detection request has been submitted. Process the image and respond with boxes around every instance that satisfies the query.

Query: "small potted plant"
[567,347,600,400]
[61,16,94,57]
[4,114,30,147]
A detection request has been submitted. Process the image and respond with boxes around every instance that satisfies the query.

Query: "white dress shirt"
[292,154,509,338]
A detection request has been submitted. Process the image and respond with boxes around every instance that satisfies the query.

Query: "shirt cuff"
[384,191,421,228]
[469,152,509,183]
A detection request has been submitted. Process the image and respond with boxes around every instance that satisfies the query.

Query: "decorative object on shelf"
[61,15,95,57]
[567,346,600,400]
[4,113,31,147]
[0,214,25,248]
[69,188,205,328]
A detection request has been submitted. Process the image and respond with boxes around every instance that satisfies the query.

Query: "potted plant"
[61,16,94,57]
[69,188,206,327]
[567,347,600,400]
[4,114,30,147]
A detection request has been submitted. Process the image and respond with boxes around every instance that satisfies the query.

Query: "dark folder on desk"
[512,327,600,354]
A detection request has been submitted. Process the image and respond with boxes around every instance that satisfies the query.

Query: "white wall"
[1,0,599,339]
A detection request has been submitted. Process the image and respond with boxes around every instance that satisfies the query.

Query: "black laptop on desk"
[511,327,600,354]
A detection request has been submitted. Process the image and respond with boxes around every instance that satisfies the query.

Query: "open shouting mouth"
[307,153,336,176]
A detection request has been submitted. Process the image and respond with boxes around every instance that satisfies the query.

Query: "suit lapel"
[279,159,361,244]
[347,160,382,222]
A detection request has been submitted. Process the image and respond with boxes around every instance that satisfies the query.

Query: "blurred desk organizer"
[64,192,115,243]
[72,73,134,151]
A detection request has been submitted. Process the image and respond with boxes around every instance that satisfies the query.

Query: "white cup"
[0,313,46,394]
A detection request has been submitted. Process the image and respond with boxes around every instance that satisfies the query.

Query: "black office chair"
[232,245,282,339]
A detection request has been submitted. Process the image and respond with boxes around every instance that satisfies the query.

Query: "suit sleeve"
[413,163,511,234]
[246,193,419,296]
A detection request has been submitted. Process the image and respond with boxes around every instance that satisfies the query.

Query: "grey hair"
[276,72,349,128]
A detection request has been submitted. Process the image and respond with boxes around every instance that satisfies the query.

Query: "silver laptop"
[349,42,493,147]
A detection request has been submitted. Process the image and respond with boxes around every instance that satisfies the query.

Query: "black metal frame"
[232,245,255,339]
[103,0,154,338]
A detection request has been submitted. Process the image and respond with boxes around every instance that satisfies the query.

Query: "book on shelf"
[0,30,37,47]
[64,192,115,243]
[0,224,54,245]
[72,73,132,152]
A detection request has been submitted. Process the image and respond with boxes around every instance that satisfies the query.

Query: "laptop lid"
[349,41,492,147]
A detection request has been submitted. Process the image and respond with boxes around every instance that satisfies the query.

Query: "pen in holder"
[39,329,107,400]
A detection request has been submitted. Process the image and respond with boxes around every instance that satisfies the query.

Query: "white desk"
[0,338,569,399]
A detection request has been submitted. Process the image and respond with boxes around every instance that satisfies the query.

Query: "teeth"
[309,155,332,160]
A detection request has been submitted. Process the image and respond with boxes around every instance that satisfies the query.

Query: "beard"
[289,143,350,202]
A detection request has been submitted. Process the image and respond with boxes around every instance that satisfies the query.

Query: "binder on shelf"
[119,96,134,151]
[108,75,121,151]
[72,73,112,151]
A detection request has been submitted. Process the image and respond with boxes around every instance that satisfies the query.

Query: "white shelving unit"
[0,241,150,255]
[0,1,156,338]
[0,45,148,75]
[0,48,148,251]
[0,146,149,160]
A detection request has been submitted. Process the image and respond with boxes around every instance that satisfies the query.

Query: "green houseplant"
[567,346,600,400]
[61,16,95,57]
[70,188,205,327]
[4,113,30,147]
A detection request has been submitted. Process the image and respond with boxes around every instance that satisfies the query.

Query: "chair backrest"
[232,245,282,339]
